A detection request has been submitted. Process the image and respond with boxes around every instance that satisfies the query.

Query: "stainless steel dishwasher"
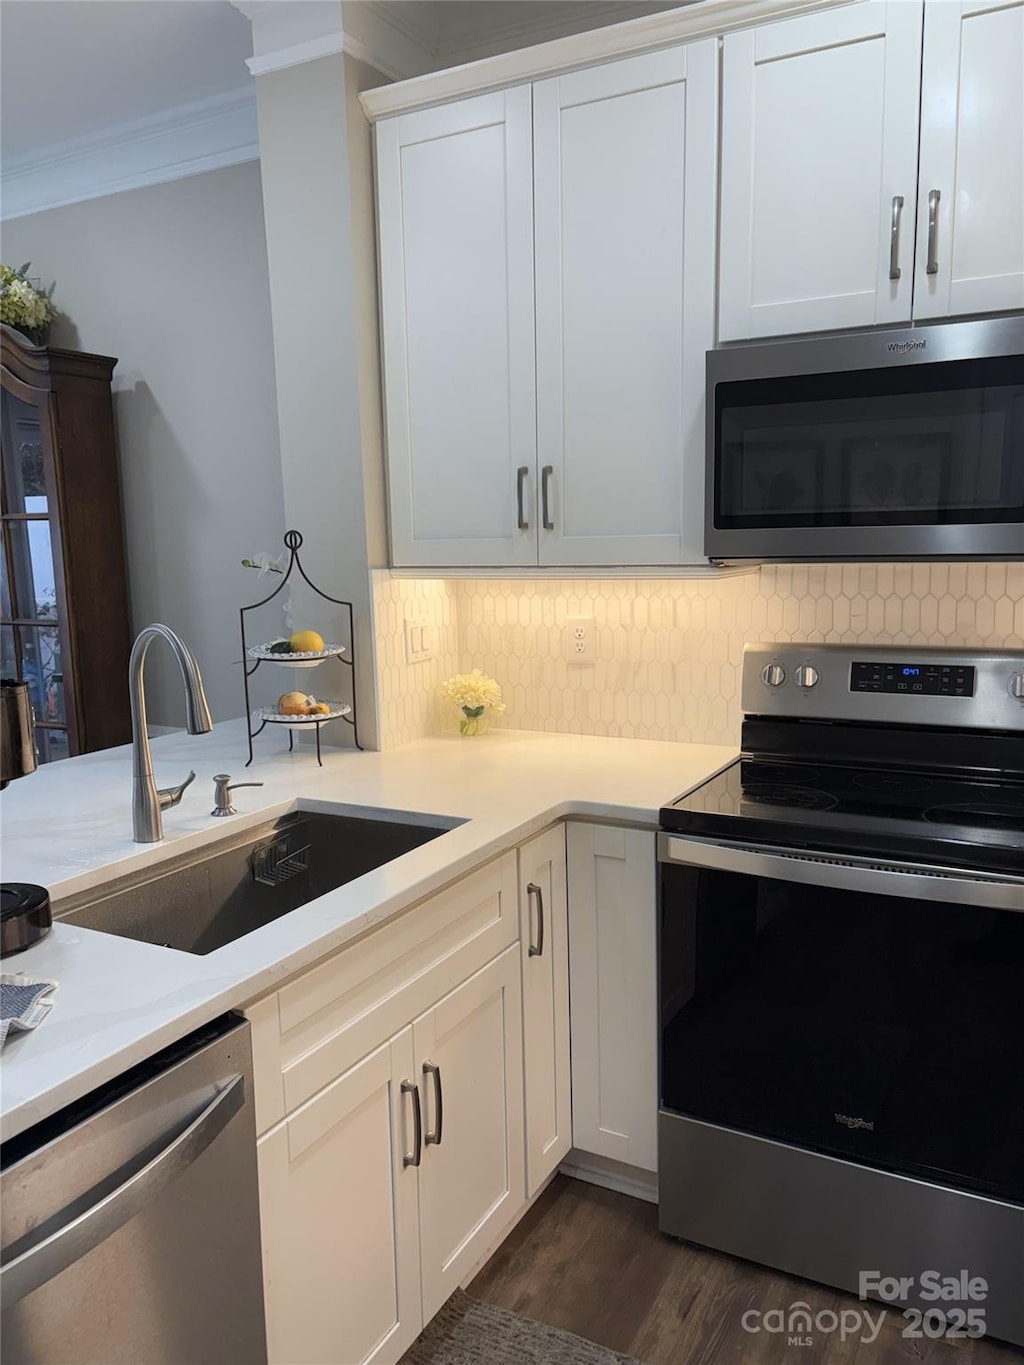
[1,1014,267,1364]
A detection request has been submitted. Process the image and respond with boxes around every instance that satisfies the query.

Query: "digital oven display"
[850,662,976,697]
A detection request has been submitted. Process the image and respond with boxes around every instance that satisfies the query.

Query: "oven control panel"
[850,661,976,697]
[742,644,1024,731]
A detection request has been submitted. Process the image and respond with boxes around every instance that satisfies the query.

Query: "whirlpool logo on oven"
[886,338,926,353]
[835,1112,875,1131]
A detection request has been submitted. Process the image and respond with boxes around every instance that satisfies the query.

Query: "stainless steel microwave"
[705,317,1024,561]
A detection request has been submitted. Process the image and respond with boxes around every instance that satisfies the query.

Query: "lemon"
[289,629,324,653]
[278,691,311,715]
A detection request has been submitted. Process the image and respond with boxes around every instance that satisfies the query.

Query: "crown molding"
[360,0,853,122]
[1,87,259,221]
[233,0,434,81]
[246,31,346,76]
[339,2,437,80]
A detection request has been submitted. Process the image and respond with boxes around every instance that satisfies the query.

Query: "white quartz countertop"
[0,720,734,1142]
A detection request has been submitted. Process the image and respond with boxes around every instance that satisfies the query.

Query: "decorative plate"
[247,642,346,669]
[253,702,352,729]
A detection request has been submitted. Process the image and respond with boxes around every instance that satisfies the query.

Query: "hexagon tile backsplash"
[371,563,1024,750]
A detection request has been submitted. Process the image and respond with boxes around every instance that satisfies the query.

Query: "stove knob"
[1009,671,1024,701]
[795,665,819,690]
[761,663,786,688]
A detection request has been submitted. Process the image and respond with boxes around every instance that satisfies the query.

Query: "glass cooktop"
[663,758,1024,877]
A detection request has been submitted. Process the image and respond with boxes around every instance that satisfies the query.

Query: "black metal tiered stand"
[240,530,363,767]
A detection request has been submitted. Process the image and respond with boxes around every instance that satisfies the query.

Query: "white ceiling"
[415,0,686,63]
[1,1,253,161]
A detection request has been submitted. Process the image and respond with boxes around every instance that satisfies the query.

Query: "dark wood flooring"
[469,1175,1022,1365]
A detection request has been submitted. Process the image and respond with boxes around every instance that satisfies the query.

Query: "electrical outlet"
[564,616,594,662]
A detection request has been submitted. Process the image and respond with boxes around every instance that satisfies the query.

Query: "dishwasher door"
[1,1015,266,1365]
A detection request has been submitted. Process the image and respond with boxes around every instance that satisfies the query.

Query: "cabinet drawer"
[247,851,518,1131]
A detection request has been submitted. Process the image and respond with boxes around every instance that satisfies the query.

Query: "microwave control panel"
[850,661,976,698]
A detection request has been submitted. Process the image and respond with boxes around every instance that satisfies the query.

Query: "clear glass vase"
[458,708,489,737]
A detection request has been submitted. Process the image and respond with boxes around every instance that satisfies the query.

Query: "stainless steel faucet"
[130,624,213,842]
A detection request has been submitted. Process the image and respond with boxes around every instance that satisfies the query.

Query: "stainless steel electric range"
[658,643,1024,1347]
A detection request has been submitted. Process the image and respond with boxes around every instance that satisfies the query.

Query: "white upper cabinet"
[533,43,717,565]
[719,2,924,341]
[378,88,537,567]
[914,0,1024,320]
[375,0,1018,566]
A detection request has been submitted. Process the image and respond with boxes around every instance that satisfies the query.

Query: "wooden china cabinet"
[0,324,132,761]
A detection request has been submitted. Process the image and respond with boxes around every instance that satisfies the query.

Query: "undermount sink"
[57,808,458,955]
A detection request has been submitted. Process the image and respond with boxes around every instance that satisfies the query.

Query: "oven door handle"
[658,834,1024,912]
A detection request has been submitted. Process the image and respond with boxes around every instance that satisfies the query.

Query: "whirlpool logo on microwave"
[886,338,927,353]
[835,1113,875,1131]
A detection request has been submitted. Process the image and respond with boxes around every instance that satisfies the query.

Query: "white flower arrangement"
[0,263,55,342]
[440,669,506,735]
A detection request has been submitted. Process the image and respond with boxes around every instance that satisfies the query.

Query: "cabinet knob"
[761,663,786,689]
[1009,671,1024,701]
[795,665,819,690]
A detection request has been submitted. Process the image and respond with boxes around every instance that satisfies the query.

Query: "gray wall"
[3,161,285,727]
[253,53,387,749]
[345,54,390,574]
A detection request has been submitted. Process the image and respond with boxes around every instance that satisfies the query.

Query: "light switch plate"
[403,615,433,664]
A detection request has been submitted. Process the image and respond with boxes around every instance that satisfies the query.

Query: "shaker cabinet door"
[377,88,537,567]
[415,945,525,1320]
[258,1031,422,1365]
[914,0,1024,320]
[567,822,658,1174]
[719,1,923,340]
[533,42,717,565]
[519,824,571,1197]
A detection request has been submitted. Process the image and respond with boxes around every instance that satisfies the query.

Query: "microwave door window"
[724,436,825,518]
[715,359,1024,529]
[841,433,954,514]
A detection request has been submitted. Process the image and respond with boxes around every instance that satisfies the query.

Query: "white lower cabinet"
[415,946,525,1320]
[252,854,527,1365]
[518,826,571,1197]
[567,821,658,1174]
[257,1032,422,1365]
[254,818,646,1363]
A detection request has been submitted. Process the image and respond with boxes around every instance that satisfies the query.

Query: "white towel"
[0,974,58,1047]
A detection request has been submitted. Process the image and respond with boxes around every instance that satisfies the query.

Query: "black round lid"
[1,882,50,921]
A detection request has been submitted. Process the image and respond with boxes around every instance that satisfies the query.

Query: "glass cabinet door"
[0,385,70,763]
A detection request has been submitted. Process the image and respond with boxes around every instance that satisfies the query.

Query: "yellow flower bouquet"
[439,669,506,736]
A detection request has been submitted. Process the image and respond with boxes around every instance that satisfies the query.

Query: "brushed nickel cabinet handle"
[422,1062,443,1146]
[527,881,545,957]
[401,1079,422,1167]
[541,466,554,531]
[926,189,941,275]
[889,194,904,280]
[516,466,529,531]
